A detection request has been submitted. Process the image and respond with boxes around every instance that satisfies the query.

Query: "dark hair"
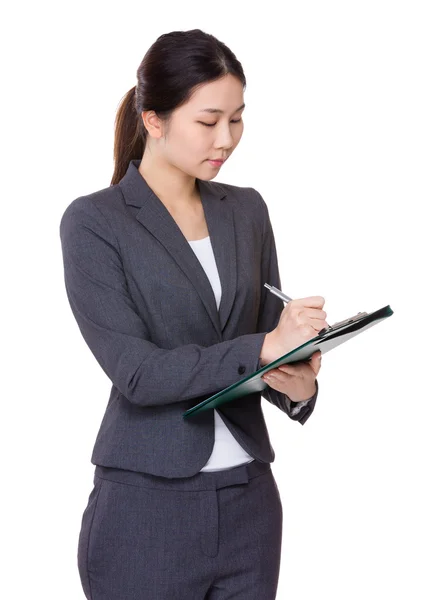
[110,29,246,185]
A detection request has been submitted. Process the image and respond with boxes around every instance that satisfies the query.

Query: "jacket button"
[238,365,246,374]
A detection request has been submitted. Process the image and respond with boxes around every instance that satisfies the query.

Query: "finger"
[276,364,300,375]
[311,352,322,374]
[294,296,325,309]
[308,317,329,332]
[292,307,328,332]
[262,371,283,390]
[264,367,297,381]
[276,366,307,382]
[302,308,328,321]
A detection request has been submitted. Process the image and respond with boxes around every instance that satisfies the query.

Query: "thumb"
[311,351,322,372]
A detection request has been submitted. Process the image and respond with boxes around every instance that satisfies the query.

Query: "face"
[143,73,245,180]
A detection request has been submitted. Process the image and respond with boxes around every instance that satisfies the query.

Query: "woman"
[60,28,326,600]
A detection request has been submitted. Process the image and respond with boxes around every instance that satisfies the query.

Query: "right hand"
[262,296,328,364]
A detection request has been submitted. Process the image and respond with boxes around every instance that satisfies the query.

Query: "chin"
[200,164,220,181]
[199,174,217,182]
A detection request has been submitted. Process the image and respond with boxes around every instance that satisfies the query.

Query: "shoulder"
[59,184,123,232]
[59,184,124,251]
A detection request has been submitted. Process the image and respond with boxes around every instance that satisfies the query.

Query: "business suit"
[59,158,319,598]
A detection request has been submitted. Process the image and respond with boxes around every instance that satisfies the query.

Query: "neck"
[138,152,200,210]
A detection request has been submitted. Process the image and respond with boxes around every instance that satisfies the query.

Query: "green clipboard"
[182,304,394,418]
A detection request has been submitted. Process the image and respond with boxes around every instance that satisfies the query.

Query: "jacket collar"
[118,158,237,338]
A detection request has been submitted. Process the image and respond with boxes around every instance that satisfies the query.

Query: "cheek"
[182,126,209,150]
[169,129,204,159]
[234,123,244,143]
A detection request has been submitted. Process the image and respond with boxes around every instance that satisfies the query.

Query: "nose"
[214,125,235,151]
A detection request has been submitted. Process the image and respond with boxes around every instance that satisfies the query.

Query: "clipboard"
[182,304,394,418]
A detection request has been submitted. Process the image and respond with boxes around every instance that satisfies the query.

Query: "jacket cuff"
[258,355,319,424]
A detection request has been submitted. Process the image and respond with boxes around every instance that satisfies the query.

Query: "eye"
[198,118,243,127]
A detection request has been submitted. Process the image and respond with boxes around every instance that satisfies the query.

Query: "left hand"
[262,351,322,402]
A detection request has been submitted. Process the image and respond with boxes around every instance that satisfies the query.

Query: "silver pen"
[264,283,292,303]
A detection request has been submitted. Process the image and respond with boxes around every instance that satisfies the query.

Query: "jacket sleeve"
[59,196,268,407]
[253,189,319,425]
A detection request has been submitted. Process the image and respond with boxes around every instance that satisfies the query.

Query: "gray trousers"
[77,460,283,599]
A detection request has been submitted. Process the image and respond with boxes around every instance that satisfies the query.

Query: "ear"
[141,110,165,140]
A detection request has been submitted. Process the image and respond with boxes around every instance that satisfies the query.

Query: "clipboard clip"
[318,311,369,336]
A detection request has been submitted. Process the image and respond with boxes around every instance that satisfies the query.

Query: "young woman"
[60,28,326,600]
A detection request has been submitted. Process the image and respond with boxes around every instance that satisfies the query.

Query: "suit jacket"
[59,159,319,478]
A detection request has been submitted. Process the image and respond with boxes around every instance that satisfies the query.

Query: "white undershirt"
[187,235,255,472]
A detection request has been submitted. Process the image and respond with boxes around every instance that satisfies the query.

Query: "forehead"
[184,74,244,112]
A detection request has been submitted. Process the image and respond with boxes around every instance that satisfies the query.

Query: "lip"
[207,159,225,166]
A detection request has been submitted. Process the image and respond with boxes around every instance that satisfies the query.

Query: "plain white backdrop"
[2,1,429,598]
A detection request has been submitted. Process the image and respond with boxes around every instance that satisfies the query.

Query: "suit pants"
[77,459,283,599]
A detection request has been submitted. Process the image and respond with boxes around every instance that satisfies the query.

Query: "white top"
[187,236,255,472]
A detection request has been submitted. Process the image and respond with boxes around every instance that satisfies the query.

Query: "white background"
[2,1,429,598]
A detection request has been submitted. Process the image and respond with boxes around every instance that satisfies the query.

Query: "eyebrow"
[198,103,245,114]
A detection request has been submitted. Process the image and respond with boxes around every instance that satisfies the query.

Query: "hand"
[260,296,328,365]
[262,351,322,402]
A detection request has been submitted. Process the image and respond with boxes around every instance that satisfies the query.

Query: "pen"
[264,283,292,304]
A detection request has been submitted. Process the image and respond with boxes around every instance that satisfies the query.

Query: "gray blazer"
[59,159,318,478]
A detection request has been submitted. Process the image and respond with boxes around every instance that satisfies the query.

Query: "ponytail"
[111,86,146,185]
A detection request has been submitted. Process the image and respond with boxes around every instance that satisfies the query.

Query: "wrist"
[290,381,317,403]
[259,331,275,366]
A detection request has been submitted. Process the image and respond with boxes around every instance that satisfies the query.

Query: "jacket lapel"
[119,159,237,338]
